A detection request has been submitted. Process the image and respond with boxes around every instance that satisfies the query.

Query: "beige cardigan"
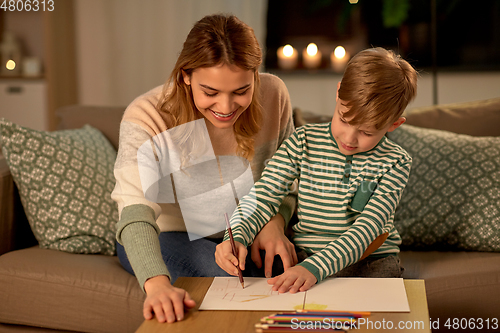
[111,73,296,288]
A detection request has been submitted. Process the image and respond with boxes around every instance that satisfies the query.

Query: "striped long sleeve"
[228,122,411,283]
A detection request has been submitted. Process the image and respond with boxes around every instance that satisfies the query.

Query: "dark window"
[266,0,500,72]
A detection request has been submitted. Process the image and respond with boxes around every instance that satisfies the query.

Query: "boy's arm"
[298,158,412,283]
[225,130,304,246]
[276,107,297,227]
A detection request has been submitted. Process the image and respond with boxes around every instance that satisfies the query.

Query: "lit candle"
[331,46,350,73]
[277,44,298,70]
[302,43,322,69]
[6,59,16,71]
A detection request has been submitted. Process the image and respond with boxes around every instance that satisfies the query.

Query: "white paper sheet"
[199,277,409,312]
[304,277,410,312]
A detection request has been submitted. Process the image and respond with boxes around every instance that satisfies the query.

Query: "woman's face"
[183,64,254,130]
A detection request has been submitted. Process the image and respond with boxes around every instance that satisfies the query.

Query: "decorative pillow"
[387,124,500,252]
[0,119,118,255]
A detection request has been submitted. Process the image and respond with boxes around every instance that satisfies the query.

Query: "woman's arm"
[113,118,194,322]
[112,120,169,289]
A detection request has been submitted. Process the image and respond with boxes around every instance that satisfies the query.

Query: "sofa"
[1,98,500,333]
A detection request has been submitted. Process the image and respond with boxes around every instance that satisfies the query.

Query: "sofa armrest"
[56,105,126,150]
[0,154,37,256]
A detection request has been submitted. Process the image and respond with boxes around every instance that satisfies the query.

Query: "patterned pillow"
[0,120,118,255]
[387,124,500,252]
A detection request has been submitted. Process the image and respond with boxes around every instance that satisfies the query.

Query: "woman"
[112,14,297,323]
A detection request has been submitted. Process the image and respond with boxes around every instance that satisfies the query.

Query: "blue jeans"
[117,231,284,283]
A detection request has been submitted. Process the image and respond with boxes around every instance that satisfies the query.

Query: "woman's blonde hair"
[338,47,418,130]
[156,14,262,162]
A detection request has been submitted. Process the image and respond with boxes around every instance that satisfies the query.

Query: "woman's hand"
[143,275,196,323]
[215,240,247,275]
[251,214,298,277]
[267,265,317,293]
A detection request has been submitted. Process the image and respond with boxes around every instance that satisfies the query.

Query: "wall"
[0,3,77,131]
[73,1,500,110]
[2,10,45,63]
[74,0,267,107]
[277,71,500,116]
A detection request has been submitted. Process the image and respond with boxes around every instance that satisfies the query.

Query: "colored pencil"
[254,310,368,332]
[259,318,355,325]
[224,212,244,288]
[297,309,371,317]
[261,315,357,322]
[264,318,354,323]
[255,327,347,333]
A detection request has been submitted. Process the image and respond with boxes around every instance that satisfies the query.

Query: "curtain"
[74,0,267,106]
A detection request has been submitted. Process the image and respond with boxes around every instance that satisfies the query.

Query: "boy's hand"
[215,240,247,275]
[251,214,298,277]
[267,265,317,294]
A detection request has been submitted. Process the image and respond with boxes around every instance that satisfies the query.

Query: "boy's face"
[331,83,405,156]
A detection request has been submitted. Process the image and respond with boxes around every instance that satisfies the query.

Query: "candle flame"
[306,43,318,57]
[6,60,16,70]
[334,46,346,59]
[283,45,294,57]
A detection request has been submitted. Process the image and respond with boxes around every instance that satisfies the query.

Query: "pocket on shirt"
[350,181,378,212]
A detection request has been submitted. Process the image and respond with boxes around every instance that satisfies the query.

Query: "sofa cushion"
[0,247,144,333]
[405,97,500,137]
[0,120,118,255]
[387,124,500,252]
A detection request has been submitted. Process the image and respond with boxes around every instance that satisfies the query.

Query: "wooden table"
[136,277,430,333]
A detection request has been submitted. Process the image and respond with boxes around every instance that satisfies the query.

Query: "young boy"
[215,47,418,293]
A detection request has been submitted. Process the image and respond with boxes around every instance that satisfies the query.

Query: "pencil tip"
[241,282,245,289]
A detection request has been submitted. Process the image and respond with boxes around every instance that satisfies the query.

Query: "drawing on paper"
[212,276,280,303]
[199,277,306,311]
[302,303,329,310]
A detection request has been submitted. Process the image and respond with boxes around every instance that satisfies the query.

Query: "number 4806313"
[1,0,55,12]
[444,318,499,330]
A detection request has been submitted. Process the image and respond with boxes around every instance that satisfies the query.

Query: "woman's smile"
[210,108,238,121]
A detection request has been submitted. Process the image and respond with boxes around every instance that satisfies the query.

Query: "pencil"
[255,325,347,332]
[224,212,244,288]
[297,309,371,316]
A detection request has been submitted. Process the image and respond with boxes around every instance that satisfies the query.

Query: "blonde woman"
[112,14,297,323]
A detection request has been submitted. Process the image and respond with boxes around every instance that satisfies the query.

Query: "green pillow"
[387,124,500,252]
[0,119,118,255]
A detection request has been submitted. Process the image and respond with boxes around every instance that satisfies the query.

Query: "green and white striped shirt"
[228,122,412,282]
